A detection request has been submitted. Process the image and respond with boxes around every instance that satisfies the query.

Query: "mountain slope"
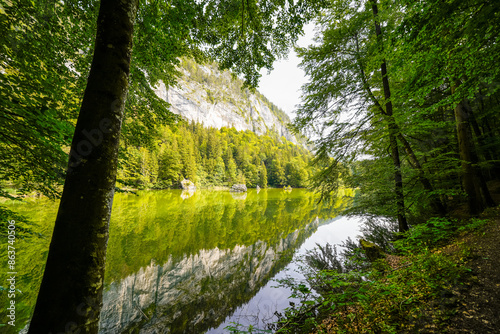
[154,58,299,144]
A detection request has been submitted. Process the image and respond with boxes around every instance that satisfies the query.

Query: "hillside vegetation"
[114,58,316,190]
[118,120,315,190]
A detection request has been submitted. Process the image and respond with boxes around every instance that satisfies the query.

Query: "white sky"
[257,24,317,120]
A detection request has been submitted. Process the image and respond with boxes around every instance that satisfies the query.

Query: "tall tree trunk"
[481,115,500,179]
[452,85,484,215]
[28,0,139,333]
[468,96,500,179]
[397,133,447,215]
[370,0,408,232]
[354,34,446,216]
[462,101,496,207]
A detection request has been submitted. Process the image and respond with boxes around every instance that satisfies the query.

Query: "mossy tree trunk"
[452,89,495,215]
[28,0,139,332]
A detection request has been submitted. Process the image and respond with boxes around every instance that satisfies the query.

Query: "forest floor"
[412,183,500,333]
[309,184,500,334]
[435,207,500,333]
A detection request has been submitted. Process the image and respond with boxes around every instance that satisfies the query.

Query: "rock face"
[230,184,247,192]
[180,179,196,191]
[154,62,299,144]
[98,219,320,334]
[359,239,385,262]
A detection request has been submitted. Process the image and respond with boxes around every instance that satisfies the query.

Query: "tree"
[157,138,183,187]
[259,161,268,188]
[369,0,408,231]
[0,0,96,200]
[293,0,499,224]
[26,0,324,332]
[179,127,197,181]
[226,157,238,185]
[293,0,410,230]
[394,0,499,215]
[27,0,139,332]
[286,158,309,188]
[269,157,287,187]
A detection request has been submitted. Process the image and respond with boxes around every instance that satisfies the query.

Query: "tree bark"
[466,99,500,179]
[397,133,447,215]
[28,0,139,332]
[462,101,496,207]
[370,0,408,232]
[452,86,484,215]
[480,115,500,178]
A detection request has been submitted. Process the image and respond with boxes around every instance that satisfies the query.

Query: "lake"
[0,188,360,333]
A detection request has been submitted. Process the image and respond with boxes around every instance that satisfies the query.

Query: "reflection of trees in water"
[0,189,350,333]
[231,192,247,200]
[180,189,195,199]
[105,189,341,283]
[99,218,321,334]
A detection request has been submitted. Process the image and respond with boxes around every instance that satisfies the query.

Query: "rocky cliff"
[154,59,299,144]
[98,219,320,333]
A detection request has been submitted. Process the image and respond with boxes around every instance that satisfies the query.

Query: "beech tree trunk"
[370,0,408,232]
[28,0,139,332]
[397,133,447,215]
[453,93,484,215]
[355,34,446,216]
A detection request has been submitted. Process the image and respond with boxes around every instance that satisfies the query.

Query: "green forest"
[116,57,314,190]
[293,0,500,229]
[119,121,313,190]
[1,0,500,333]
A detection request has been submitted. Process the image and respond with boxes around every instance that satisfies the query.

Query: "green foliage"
[270,210,496,333]
[0,205,40,238]
[274,244,468,333]
[293,0,500,221]
[0,0,95,198]
[1,0,321,201]
[202,0,326,87]
[394,217,490,254]
[117,121,315,189]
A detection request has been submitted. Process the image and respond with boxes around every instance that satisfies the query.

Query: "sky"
[257,24,317,120]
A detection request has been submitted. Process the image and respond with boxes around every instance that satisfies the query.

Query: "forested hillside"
[1,53,313,196]
[155,58,297,143]
[118,120,314,189]
[117,58,315,190]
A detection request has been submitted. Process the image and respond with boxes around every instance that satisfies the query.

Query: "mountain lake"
[1,188,361,333]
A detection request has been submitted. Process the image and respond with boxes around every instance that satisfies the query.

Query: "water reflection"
[100,220,319,333]
[180,189,195,200]
[0,189,351,333]
[230,192,247,200]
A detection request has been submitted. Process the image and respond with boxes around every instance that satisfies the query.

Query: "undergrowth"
[227,216,491,334]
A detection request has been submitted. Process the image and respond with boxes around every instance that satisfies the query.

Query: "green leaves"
[293,0,500,220]
[1,0,325,199]
[0,0,99,198]
[202,0,326,87]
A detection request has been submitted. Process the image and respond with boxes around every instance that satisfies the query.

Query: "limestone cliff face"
[98,219,319,333]
[154,60,299,144]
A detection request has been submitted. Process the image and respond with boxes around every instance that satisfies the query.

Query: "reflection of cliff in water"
[99,218,320,334]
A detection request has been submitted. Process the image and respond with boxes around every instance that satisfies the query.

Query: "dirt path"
[443,208,500,333]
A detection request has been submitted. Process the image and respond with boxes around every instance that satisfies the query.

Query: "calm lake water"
[1,188,360,333]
